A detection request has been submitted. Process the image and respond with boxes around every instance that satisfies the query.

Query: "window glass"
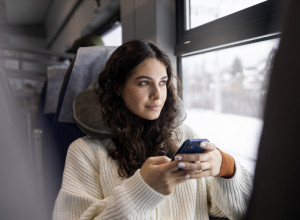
[182,38,279,172]
[186,0,267,30]
[101,23,122,46]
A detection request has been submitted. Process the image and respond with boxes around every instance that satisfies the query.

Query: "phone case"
[171,139,209,160]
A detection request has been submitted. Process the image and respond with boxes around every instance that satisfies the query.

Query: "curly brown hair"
[98,40,181,177]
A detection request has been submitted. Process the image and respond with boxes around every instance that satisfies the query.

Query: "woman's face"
[120,58,168,120]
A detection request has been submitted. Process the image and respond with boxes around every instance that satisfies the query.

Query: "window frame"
[175,0,284,172]
[175,0,282,58]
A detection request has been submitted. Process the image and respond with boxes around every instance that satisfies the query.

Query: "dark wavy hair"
[98,40,181,177]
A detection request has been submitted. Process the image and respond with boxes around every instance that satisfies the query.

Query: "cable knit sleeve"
[52,137,166,220]
[206,159,253,219]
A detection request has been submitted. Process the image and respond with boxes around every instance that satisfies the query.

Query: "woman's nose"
[150,84,161,100]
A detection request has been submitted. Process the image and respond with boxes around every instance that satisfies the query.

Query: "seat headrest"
[73,88,114,139]
[58,46,117,123]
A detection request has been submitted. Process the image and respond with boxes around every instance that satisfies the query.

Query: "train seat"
[35,63,70,144]
[44,45,116,216]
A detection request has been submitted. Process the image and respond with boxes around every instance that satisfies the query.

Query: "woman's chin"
[141,113,161,121]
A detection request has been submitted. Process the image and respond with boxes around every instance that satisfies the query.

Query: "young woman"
[53,40,253,220]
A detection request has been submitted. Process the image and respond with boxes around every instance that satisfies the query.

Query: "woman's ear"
[116,85,123,96]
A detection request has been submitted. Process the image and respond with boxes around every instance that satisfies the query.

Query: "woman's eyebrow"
[135,75,168,80]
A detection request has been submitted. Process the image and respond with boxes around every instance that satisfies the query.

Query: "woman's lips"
[146,105,161,111]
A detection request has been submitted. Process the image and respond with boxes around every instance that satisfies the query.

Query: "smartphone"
[171,139,209,161]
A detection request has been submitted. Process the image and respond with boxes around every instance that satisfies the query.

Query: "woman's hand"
[140,156,187,195]
[140,142,222,195]
[174,141,222,179]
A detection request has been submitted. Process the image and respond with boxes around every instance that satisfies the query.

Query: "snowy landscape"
[185,108,263,173]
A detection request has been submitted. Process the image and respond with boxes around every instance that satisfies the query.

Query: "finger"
[170,166,182,172]
[187,170,213,179]
[176,154,200,162]
[171,170,191,186]
[159,160,181,172]
[149,156,171,165]
[171,169,189,179]
[177,161,211,171]
[200,141,216,151]
[177,153,210,163]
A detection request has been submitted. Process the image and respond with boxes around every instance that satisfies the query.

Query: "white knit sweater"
[53,124,252,220]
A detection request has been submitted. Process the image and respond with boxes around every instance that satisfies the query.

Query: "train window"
[182,38,279,172]
[176,0,283,172]
[186,0,267,30]
[101,23,122,46]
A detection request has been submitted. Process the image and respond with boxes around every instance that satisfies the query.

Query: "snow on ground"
[185,108,263,173]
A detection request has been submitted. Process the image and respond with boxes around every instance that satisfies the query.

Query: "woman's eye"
[159,80,167,86]
[138,81,149,86]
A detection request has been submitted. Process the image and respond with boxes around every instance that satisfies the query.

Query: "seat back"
[34,64,70,145]
[44,46,116,214]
